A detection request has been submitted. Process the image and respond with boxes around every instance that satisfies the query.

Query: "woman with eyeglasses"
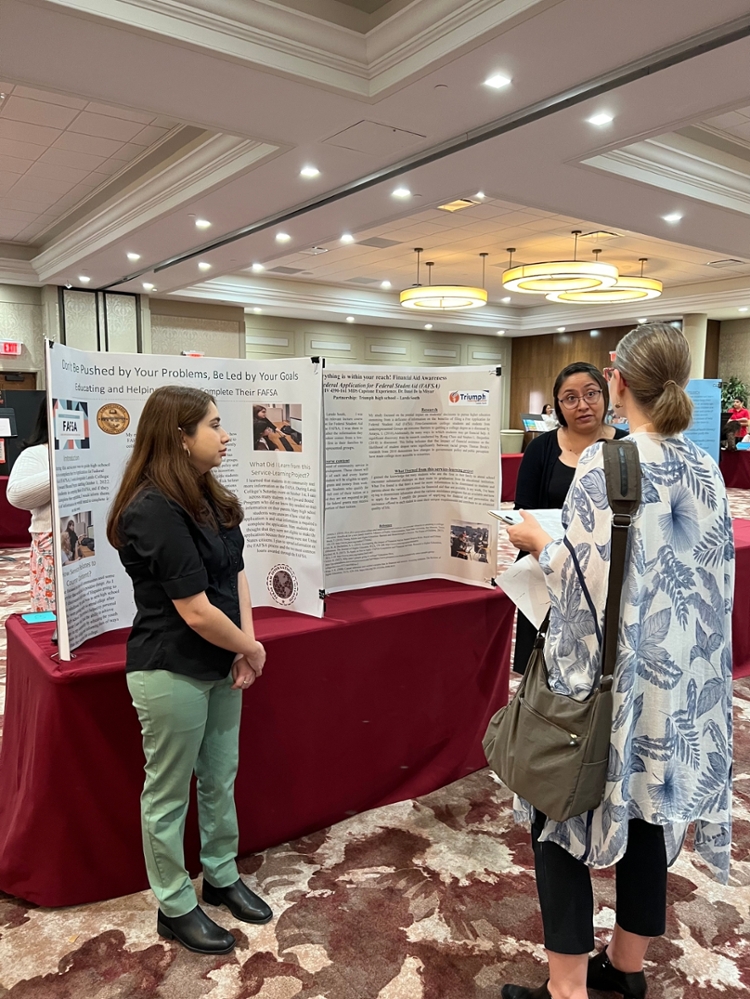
[512,362,627,674]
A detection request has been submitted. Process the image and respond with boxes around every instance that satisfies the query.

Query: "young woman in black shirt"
[107,385,271,955]
[512,362,626,673]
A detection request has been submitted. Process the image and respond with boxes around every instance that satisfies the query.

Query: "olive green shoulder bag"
[483,439,641,822]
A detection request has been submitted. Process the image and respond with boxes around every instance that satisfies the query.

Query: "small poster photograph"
[60,511,96,565]
[53,399,90,450]
[253,403,303,452]
[450,521,490,563]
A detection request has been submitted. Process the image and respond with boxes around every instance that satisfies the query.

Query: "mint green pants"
[127,669,242,917]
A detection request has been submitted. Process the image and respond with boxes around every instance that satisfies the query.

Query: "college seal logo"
[96,403,130,435]
[266,564,299,606]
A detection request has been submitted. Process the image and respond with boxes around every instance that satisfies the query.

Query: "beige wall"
[718,318,750,385]
[0,285,45,386]
[149,299,245,358]
[244,313,512,426]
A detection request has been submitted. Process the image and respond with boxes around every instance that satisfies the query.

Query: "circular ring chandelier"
[501,232,620,294]
[502,260,619,294]
[399,284,488,310]
[545,257,662,303]
[399,249,489,311]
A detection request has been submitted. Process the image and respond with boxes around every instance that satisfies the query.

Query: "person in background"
[6,398,54,612]
[106,385,271,956]
[512,363,627,673]
[501,324,733,999]
[541,403,558,431]
[728,397,749,423]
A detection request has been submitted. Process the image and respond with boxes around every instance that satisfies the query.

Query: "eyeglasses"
[557,388,603,411]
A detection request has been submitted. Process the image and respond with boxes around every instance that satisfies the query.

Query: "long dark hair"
[107,385,242,548]
[22,397,49,449]
[552,362,609,428]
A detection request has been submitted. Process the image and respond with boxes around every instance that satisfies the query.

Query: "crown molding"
[37,0,554,98]
[32,134,280,284]
[583,133,750,216]
[167,270,750,335]
[0,259,42,286]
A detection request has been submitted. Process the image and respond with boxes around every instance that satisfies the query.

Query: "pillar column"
[681,313,707,379]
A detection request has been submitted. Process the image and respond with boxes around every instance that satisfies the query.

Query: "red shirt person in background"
[728,398,750,422]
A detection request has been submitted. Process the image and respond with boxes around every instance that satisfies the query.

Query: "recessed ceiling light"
[662,213,682,223]
[142,282,154,291]
[78,275,91,284]
[346,316,355,323]
[380,280,392,289]
[195,218,211,229]
[300,165,320,178]
[638,318,649,324]
[275,232,291,242]
[484,73,511,89]
[501,296,511,304]
[557,327,566,332]
[253,307,262,314]
[198,262,211,271]
[590,329,600,337]
[588,112,614,126]
[475,191,486,199]
[392,187,411,198]
[340,233,355,243]
[739,307,749,312]
[424,324,433,330]
[496,330,505,336]
[126,252,141,262]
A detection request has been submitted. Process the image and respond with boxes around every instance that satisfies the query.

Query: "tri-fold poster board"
[46,342,502,660]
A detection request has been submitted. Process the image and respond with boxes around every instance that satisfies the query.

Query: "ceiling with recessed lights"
[3,0,750,334]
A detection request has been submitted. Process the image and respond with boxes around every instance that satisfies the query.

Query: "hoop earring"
[183,445,191,458]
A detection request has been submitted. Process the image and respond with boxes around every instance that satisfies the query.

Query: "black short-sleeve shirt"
[118,488,245,681]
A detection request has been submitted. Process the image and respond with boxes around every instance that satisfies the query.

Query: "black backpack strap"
[600,440,641,683]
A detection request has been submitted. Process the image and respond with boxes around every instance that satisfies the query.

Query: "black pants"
[531,811,668,954]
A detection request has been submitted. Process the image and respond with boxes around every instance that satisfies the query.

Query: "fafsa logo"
[448,389,490,406]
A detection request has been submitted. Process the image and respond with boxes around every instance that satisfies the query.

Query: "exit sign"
[0,341,22,356]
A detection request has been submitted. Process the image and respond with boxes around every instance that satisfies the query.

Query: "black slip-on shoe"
[588,949,647,999]
[202,877,273,924]
[157,905,235,954]
[501,983,552,999]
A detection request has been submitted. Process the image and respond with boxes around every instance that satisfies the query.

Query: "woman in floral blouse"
[503,324,734,999]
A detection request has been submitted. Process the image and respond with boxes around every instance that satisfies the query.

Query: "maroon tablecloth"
[720,449,750,489]
[732,519,750,679]
[501,453,523,503]
[0,476,31,547]
[0,579,513,907]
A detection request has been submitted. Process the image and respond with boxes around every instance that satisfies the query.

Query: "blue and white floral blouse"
[514,432,735,883]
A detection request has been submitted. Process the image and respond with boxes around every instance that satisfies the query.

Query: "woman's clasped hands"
[231,639,267,690]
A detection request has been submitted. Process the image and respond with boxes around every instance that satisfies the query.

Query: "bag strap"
[600,440,641,683]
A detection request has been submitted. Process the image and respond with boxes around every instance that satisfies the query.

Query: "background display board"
[685,378,721,465]
[323,365,501,593]
[46,342,324,660]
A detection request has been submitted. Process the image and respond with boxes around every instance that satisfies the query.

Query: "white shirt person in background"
[6,399,55,613]
[541,404,558,431]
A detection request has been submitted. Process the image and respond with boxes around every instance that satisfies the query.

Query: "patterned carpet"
[1,495,749,998]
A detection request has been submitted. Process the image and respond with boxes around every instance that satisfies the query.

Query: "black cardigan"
[513,427,628,510]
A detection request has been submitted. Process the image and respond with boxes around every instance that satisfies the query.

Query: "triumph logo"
[448,390,490,406]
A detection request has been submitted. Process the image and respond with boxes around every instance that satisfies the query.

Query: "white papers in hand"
[497,554,550,628]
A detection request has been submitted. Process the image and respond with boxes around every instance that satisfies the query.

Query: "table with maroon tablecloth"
[501,453,523,503]
[0,579,513,907]
[0,476,30,547]
[720,449,750,489]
